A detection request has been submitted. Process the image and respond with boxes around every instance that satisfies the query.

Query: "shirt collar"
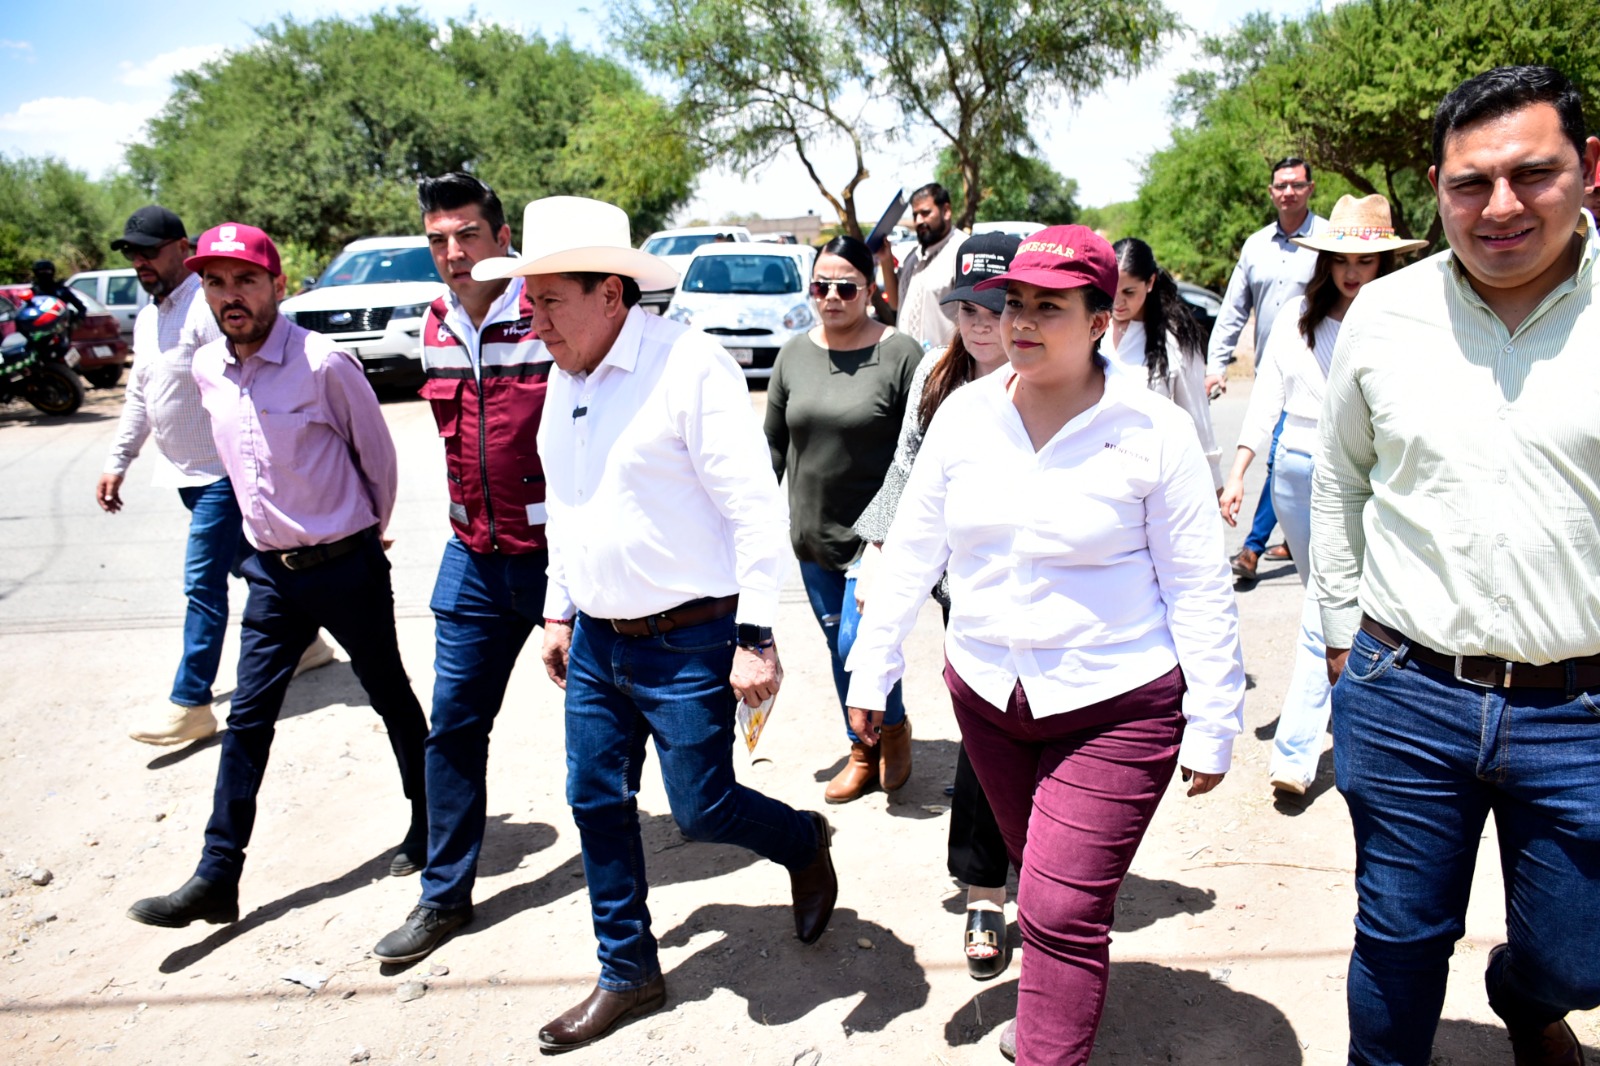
[224,309,291,366]
[443,275,524,333]
[157,271,200,310]
[1276,211,1320,240]
[594,304,648,376]
[916,228,957,263]
[1446,211,1599,321]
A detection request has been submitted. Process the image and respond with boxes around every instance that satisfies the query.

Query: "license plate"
[726,347,754,365]
[93,345,113,357]
[65,348,81,367]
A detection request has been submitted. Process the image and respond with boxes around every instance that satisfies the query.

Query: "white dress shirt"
[1105,321,1223,487]
[539,306,791,625]
[105,272,226,487]
[1237,297,1339,459]
[845,369,1245,774]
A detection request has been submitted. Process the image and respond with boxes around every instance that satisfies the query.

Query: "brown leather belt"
[262,526,376,572]
[600,594,738,638]
[1359,614,1600,691]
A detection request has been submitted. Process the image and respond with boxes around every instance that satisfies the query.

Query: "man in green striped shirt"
[1313,66,1600,1066]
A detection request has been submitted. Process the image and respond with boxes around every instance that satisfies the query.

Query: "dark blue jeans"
[420,537,547,909]
[798,561,904,741]
[1243,411,1285,555]
[1334,627,1600,1065]
[171,478,250,707]
[565,612,819,991]
[196,532,428,885]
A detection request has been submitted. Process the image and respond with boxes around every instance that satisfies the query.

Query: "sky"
[0,0,1328,226]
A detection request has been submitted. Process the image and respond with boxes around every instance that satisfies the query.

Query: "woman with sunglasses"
[1218,194,1425,797]
[764,235,925,803]
[847,225,1244,1064]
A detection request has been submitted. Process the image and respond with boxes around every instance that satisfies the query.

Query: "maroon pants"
[946,662,1187,1066]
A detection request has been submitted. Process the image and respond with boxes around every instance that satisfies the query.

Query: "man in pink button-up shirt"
[126,223,430,931]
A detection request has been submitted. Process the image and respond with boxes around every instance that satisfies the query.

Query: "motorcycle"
[0,294,87,415]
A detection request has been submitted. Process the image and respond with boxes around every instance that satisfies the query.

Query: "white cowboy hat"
[1292,194,1429,255]
[471,196,680,290]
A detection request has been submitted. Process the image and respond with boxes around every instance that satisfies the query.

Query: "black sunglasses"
[122,239,179,263]
[810,279,861,300]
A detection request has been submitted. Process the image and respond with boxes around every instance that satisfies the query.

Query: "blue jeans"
[565,612,819,991]
[1243,411,1286,555]
[197,532,428,884]
[799,561,904,741]
[420,537,547,909]
[171,478,249,707]
[1266,447,1330,787]
[1334,629,1600,1065]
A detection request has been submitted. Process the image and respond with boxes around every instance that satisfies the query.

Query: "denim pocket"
[1579,690,1600,719]
[1344,628,1402,684]
[656,618,735,655]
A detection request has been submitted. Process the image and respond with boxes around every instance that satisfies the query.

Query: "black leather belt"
[1359,614,1600,691]
[597,595,738,637]
[264,526,376,572]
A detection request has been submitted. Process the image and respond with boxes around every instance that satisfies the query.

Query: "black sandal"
[965,908,1009,981]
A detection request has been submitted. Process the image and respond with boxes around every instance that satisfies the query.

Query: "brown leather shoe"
[1263,543,1292,561]
[824,742,879,803]
[1508,1018,1584,1066]
[790,811,837,944]
[878,719,912,792]
[537,976,666,1051]
[1230,547,1260,580]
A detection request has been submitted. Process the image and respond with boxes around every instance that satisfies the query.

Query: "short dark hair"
[818,235,875,281]
[1270,157,1312,182]
[1433,66,1588,168]
[559,272,642,308]
[910,183,952,209]
[418,171,507,234]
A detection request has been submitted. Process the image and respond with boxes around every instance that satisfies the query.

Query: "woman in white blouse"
[1218,194,1425,796]
[1107,237,1223,488]
[845,225,1245,1065]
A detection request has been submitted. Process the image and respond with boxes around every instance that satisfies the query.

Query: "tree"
[0,155,118,281]
[935,148,1080,225]
[839,0,1182,231]
[612,0,879,237]
[127,9,701,253]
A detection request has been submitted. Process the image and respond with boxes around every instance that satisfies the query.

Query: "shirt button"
[1503,344,1514,354]
[1497,406,1509,419]
[1498,470,1509,483]
[1495,533,1508,546]
[1496,595,1510,607]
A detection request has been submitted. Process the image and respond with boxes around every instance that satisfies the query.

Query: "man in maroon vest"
[373,172,553,963]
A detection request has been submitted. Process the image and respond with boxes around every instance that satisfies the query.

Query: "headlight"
[665,304,693,324]
[390,302,430,320]
[783,303,814,330]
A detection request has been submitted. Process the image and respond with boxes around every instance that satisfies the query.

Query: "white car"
[663,243,817,380]
[638,225,753,311]
[67,268,148,340]
[280,236,444,378]
[972,220,1046,239]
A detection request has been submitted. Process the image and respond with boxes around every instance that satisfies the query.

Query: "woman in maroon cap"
[846,225,1246,1064]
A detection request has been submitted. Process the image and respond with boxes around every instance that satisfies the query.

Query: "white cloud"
[0,96,162,175]
[118,44,226,88]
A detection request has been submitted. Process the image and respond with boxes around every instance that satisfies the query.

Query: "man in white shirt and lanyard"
[472,196,838,1052]
[97,206,330,748]
[1314,66,1600,1066]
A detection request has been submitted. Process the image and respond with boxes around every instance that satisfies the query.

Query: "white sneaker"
[293,634,336,677]
[129,702,218,746]
[1270,773,1309,795]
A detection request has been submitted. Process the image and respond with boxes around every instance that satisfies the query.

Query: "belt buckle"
[1453,654,1503,689]
[279,550,306,572]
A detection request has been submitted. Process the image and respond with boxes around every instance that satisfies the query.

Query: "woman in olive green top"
[765,235,924,805]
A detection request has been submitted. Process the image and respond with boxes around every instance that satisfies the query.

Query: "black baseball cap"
[112,206,187,251]
[940,232,1022,313]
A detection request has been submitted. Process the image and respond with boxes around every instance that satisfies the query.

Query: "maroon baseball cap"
[185,222,282,277]
[972,224,1117,300]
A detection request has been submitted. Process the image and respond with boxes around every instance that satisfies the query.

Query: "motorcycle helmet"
[16,295,71,341]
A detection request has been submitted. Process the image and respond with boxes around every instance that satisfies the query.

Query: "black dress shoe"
[538,976,667,1051]
[127,876,239,928]
[373,904,472,963]
[389,820,428,877]
[789,811,837,945]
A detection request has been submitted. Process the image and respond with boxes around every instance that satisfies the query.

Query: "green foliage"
[129,8,701,253]
[935,148,1080,225]
[1079,200,1138,242]
[0,155,122,282]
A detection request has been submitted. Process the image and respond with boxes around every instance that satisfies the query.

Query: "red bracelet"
[544,617,574,627]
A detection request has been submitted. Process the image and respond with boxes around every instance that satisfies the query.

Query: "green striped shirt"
[1312,216,1600,663]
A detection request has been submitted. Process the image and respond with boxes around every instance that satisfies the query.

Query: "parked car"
[66,267,148,340]
[0,284,132,388]
[663,243,816,381]
[1174,280,1223,344]
[637,225,754,313]
[971,220,1046,240]
[279,236,444,380]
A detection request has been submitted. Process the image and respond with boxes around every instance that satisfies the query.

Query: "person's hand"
[1326,647,1350,687]
[380,537,395,551]
[1180,768,1226,797]
[731,641,783,706]
[854,544,883,611]
[1205,373,1226,398]
[1218,476,1245,527]
[542,620,573,689]
[96,473,124,513]
[847,706,887,745]
[874,241,895,270]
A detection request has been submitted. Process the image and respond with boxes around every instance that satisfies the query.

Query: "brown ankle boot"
[878,719,912,792]
[824,742,879,804]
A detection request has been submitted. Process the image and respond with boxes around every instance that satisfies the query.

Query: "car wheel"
[85,366,122,388]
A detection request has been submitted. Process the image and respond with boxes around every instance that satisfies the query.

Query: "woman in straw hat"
[1218,193,1427,798]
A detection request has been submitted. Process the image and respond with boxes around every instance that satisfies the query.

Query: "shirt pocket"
[256,409,323,463]
[419,377,463,439]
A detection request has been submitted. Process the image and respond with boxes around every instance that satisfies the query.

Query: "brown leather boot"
[878,719,912,792]
[824,742,879,804]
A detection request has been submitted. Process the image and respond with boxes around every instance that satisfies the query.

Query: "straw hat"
[1292,194,1428,254]
[471,196,680,290]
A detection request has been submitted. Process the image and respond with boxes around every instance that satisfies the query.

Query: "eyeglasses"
[810,279,861,300]
[1270,181,1312,193]
[122,239,179,263]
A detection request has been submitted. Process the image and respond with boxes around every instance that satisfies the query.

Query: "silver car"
[664,244,817,381]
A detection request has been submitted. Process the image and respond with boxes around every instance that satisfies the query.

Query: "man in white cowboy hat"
[1314,66,1600,1065]
[471,196,839,1051]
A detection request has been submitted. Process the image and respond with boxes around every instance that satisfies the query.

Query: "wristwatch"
[736,624,774,651]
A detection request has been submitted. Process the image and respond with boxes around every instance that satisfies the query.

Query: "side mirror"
[301,277,317,291]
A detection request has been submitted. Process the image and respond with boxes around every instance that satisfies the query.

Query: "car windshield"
[315,246,439,287]
[643,234,721,257]
[680,255,802,296]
